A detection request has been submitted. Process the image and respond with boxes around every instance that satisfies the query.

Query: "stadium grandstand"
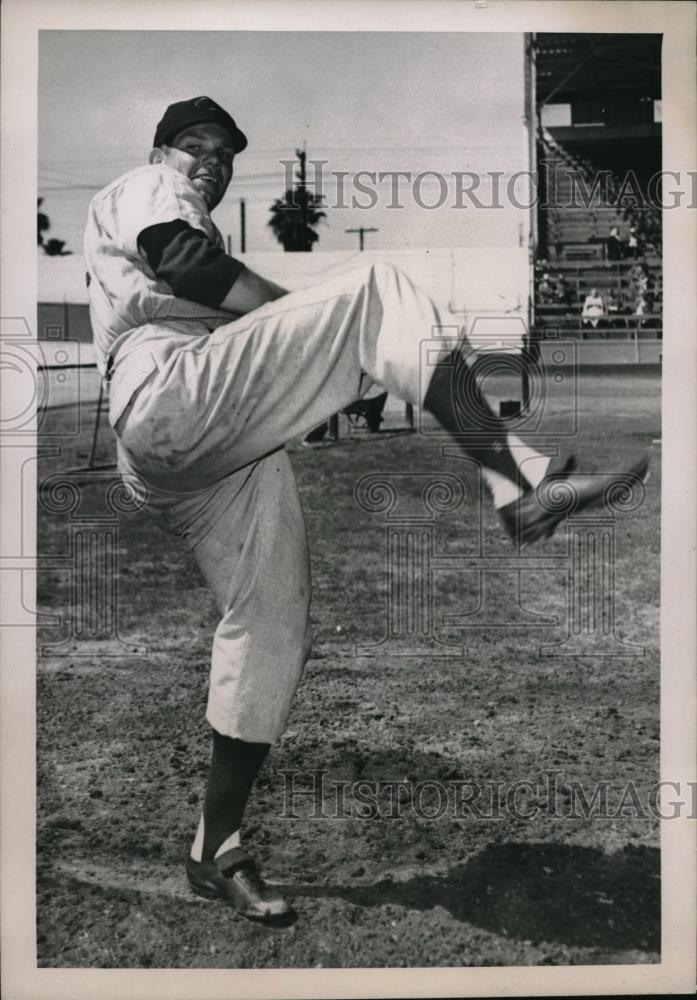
[531,33,662,347]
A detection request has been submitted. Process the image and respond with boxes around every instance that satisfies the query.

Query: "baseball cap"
[153,96,248,152]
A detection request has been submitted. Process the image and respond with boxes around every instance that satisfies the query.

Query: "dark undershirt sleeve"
[137,219,245,308]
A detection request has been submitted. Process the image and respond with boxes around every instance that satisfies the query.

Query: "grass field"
[36,369,661,968]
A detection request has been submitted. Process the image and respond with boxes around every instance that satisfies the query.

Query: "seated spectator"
[553,274,573,309]
[635,293,647,319]
[627,224,642,258]
[581,287,605,330]
[628,264,651,315]
[606,226,623,261]
[605,288,620,329]
[643,293,660,329]
[538,272,555,304]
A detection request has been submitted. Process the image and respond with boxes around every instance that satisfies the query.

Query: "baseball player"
[84,96,648,923]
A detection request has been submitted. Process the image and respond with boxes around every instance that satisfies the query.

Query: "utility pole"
[345,226,378,251]
[296,145,310,251]
[523,32,538,411]
[239,198,246,253]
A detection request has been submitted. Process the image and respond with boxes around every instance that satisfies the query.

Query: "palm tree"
[268,185,326,251]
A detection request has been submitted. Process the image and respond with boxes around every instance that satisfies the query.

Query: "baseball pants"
[114,261,462,741]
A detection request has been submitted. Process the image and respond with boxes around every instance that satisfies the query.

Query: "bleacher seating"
[534,259,662,339]
[535,127,662,339]
[538,127,661,262]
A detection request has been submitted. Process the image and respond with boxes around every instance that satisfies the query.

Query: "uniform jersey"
[84,163,238,422]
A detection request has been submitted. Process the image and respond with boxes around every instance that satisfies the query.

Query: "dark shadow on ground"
[284,842,660,953]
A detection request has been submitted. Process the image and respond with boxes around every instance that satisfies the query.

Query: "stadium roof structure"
[534,33,662,106]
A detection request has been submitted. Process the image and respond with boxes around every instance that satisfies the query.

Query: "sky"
[38,31,528,256]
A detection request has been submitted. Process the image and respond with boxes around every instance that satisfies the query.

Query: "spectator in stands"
[635,269,653,321]
[606,226,623,261]
[634,293,647,326]
[643,288,659,330]
[581,287,605,330]
[629,263,650,306]
[538,272,555,304]
[553,274,573,309]
[628,261,643,285]
[627,224,641,258]
[605,288,620,330]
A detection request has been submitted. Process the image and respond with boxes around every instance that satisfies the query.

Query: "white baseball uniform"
[84,162,460,742]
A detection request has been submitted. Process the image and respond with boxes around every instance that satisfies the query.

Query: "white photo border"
[1,1,695,997]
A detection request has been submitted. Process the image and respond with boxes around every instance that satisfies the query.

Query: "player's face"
[158,123,236,210]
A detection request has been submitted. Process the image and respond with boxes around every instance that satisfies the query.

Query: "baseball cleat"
[499,453,650,547]
[186,847,294,923]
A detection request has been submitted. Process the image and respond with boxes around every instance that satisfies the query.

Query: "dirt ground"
[36,370,661,968]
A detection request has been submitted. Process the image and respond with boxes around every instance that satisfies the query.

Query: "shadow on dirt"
[288,842,660,952]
